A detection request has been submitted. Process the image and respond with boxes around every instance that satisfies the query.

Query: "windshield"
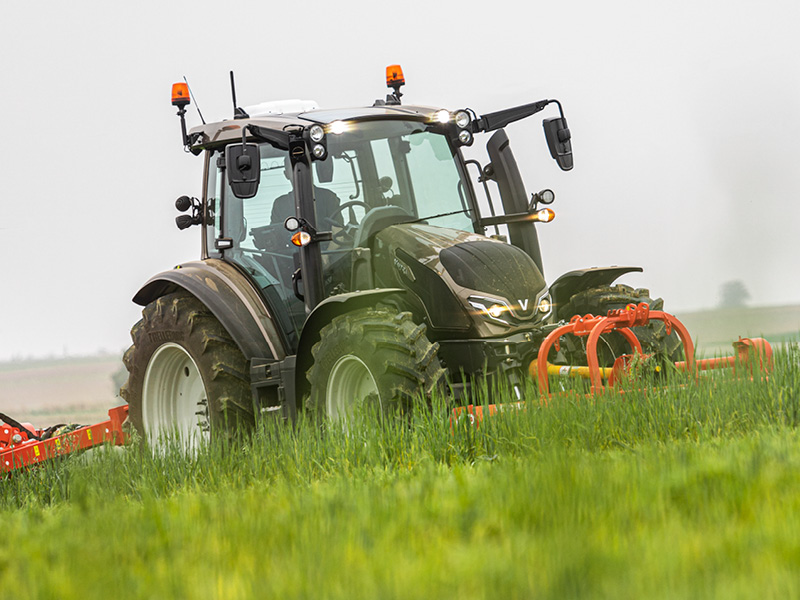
[322,119,475,232]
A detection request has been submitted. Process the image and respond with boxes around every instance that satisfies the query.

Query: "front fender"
[548,266,643,313]
[294,288,406,400]
[133,259,287,362]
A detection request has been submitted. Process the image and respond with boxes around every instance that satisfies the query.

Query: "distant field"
[676,304,800,355]
[0,304,798,428]
[0,354,124,425]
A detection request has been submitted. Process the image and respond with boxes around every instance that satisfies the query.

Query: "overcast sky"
[1,0,798,361]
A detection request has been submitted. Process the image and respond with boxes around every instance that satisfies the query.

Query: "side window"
[238,152,292,251]
[204,151,222,258]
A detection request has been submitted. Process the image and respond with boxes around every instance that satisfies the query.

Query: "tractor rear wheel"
[120,292,253,449]
[559,284,684,365]
[306,308,445,422]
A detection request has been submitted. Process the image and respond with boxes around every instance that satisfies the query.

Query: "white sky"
[1,0,798,361]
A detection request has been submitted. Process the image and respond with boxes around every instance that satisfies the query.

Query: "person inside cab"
[270,156,342,227]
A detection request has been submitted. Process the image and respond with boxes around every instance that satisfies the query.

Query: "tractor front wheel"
[306,308,445,422]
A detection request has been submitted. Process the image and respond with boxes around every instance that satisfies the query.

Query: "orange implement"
[1,405,128,475]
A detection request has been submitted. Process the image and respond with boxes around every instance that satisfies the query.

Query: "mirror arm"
[473,99,553,133]
[245,124,291,150]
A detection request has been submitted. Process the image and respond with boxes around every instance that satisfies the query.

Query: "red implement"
[1,405,128,474]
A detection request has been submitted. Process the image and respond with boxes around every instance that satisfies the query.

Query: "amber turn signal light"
[534,208,555,223]
[291,231,312,247]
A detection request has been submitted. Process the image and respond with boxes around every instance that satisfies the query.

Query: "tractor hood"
[373,224,550,334]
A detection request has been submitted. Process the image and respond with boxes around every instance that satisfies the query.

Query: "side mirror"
[226,143,261,198]
[543,117,573,171]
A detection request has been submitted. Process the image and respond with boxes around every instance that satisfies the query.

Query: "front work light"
[309,125,325,142]
[454,110,471,128]
[329,120,348,135]
[434,109,450,124]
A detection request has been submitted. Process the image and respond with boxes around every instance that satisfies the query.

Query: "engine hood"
[374,224,550,333]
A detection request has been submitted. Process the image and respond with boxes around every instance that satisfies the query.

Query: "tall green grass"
[1,344,799,598]
[2,343,798,510]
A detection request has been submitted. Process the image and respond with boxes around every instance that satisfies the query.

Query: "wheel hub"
[326,354,379,421]
[142,343,209,449]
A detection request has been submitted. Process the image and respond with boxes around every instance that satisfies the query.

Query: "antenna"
[183,76,205,125]
[230,71,249,119]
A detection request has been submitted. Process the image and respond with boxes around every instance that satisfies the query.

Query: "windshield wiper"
[405,208,471,224]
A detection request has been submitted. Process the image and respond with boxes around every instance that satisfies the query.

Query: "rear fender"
[294,289,406,401]
[133,259,286,362]
[549,266,643,315]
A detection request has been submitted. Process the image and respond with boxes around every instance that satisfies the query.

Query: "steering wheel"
[326,200,370,225]
[322,201,370,245]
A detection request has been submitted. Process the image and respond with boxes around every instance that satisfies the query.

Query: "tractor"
[120,66,680,445]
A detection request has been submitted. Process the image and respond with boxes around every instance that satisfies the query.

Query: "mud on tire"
[120,292,253,446]
[560,284,684,364]
[306,308,446,421]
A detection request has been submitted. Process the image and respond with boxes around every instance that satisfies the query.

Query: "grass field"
[2,343,799,599]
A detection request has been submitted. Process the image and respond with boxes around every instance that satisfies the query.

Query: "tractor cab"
[175,67,572,353]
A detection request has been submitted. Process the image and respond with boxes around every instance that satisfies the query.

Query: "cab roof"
[187,104,446,152]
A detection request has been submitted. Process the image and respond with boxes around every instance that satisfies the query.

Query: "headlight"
[537,295,552,314]
[468,296,512,325]
[536,294,553,320]
[454,110,471,128]
[458,129,473,145]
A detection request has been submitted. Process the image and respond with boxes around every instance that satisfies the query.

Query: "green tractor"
[121,66,677,445]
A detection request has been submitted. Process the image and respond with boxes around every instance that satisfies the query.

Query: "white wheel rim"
[326,355,379,421]
[142,343,209,450]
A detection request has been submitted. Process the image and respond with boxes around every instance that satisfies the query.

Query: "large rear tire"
[306,308,445,422]
[559,284,684,364]
[120,292,253,449]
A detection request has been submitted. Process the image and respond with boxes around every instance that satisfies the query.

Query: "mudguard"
[133,259,287,362]
[293,288,406,399]
[548,266,643,313]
